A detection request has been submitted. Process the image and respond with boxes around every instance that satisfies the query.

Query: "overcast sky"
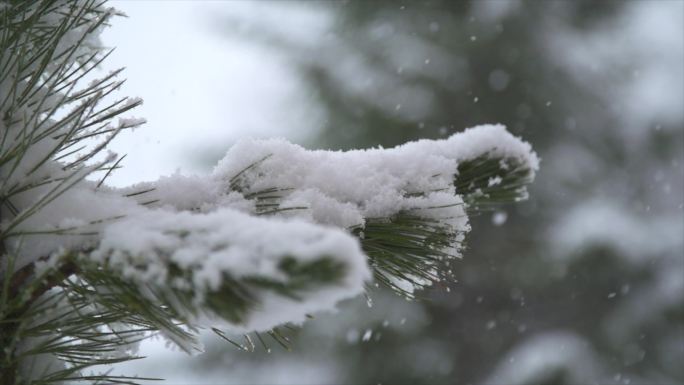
[103,1,329,186]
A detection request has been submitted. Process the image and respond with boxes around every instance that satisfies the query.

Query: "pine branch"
[0,1,153,382]
[455,152,536,211]
[215,131,538,297]
[358,212,463,298]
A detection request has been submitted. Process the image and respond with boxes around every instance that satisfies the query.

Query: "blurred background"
[102,1,683,384]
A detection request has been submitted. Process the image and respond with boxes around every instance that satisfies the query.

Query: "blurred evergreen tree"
[196,1,683,384]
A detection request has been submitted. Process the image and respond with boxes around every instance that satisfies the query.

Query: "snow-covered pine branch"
[116,124,538,294]
[0,0,538,383]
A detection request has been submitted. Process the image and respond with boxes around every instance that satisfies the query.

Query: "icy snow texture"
[91,208,370,332]
[3,80,539,337]
[6,173,370,332]
[4,119,537,333]
[117,124,537,293]
[133,123,537,244]
[211,124,538,223]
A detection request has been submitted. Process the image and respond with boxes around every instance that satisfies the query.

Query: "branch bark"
[0,255,78,385]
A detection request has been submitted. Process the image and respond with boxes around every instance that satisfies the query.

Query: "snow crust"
[128,124,536,263]
[111,124,537,295]
[91,208,369,332]
[3,117,537,335]
[4,122,537,318]
[211,124,537,225]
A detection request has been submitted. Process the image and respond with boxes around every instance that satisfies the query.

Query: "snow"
[4,123,537,330]
[7,180,143,269]
[209,123,536,225]
[104,125,537,298]
[488,176,503,187]
[492,211,508,226]
[91,208,370,332]
[118,116,147,128]
[362,329,373,342]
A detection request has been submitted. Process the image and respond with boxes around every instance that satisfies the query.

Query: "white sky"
[102,1,329,186]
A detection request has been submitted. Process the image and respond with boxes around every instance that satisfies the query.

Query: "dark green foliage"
[455,154,535,211]
[192,256,347,323]
[1,254,163,384]
[243,257,348,301]
[358,213,461,297]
